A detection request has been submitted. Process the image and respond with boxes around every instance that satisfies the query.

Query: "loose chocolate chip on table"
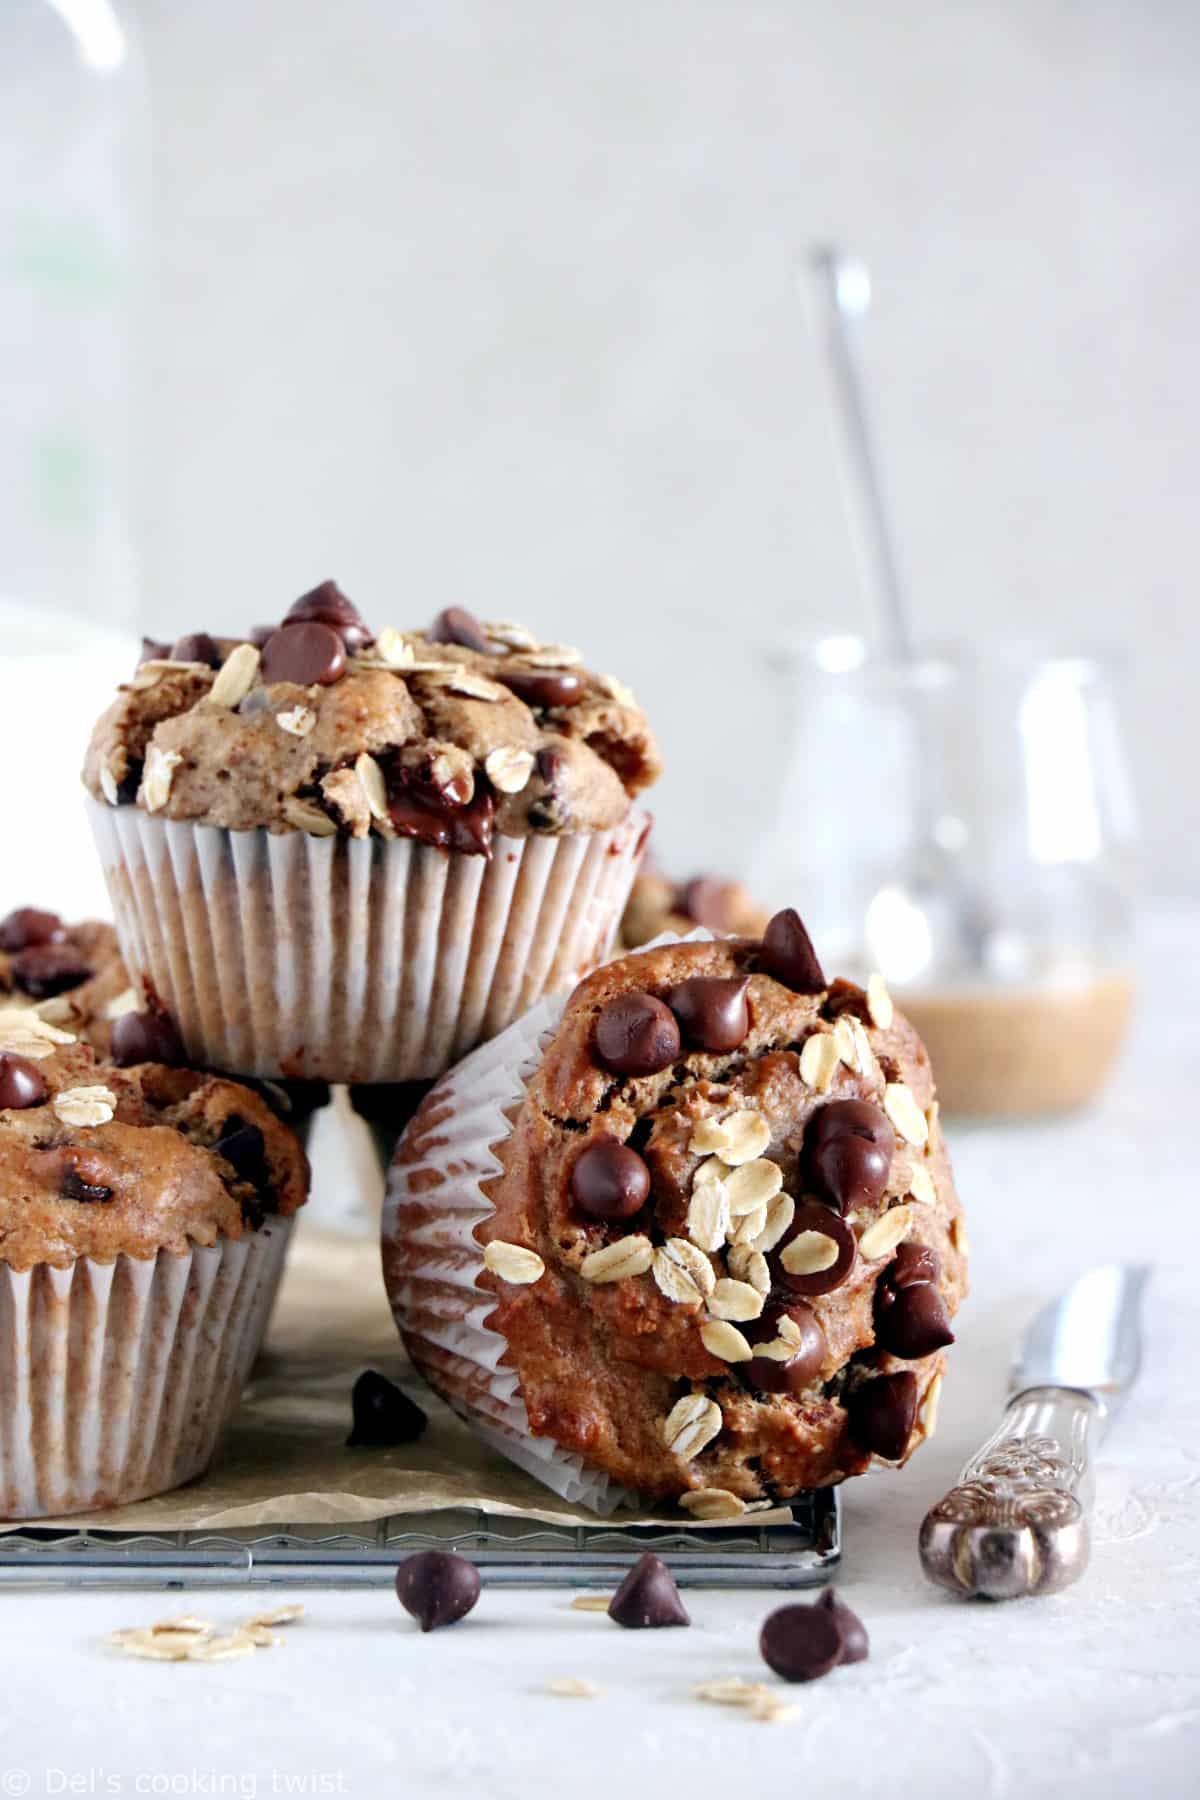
[347,1369,428,1447]
[0,907,66,952]
[607,1553,690,1629]
[806,1099,893,1215]
[745,1301,828,1395]
[171,632,222,668]
[497,668,584,709]
[760,907,826,993]
[428,606,494,655]
[12,943,93,999]
[759,1602,843,1683]
[285,580,374,655]
[815,1587,870,1664]
[773,1201,856,1299]
[0,1053,48,1110]
[874,1275,954,1360]
[846,1369,919,1461]
[677,877,737,931]
[570,1138,651,1222]
[259,621,347,687]
[665,975,751,1053]
[594,992,681,1077]
[111,1008,184,1068]
[395,1550,481,1633]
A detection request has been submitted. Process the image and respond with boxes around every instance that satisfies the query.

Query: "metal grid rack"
[0,1489,840,1589]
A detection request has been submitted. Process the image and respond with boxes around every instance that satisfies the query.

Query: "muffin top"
[428,914,966,1506]
[620,864,769,950]
[83,585,661,854]
[0,1013,308,1269]
[0,905,130,1054]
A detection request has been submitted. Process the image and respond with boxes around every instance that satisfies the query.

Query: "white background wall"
[136,0,1198,892]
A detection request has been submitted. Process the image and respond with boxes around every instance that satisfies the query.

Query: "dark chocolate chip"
[815,1587,870,1664]
[0,907,66,952]
[607,1553,690,1629]
[395,1550,481,1632]
[773,1201,856,1298]
[347,1369,428,1447]
[874,1277,955,1359]
[759,1602,843,1683]
[665,976,751,1053]
[677,877,738,932]
[213,1121,267,1179]
[285,580,374,655]
[594,992,681,1077]
[171,632,222,668]
[111,1008,184,1068]
[846,1370,919,1461]
[761,908,826,993]
[140,636,170,665]
[249,624,276,649]
[428,607,493,655]
[890,1241,941,1287]
[570,1138,651,1222]
[36,1146,114,1203]
[11,943,93,999]
[806,1099,893,1215]
[387,783,495,857]
[498,669,585,709]
[0,1053,48,1110]
[745,1301,827,1395]
[61,1169,114,1203]
[259,621,347,687]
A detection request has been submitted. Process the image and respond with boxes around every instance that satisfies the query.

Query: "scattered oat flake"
[546,1677,601,1698]
[243,1603,304,1628]
[192,1632,258,1662]
[693,1677,775,1708]
[568,1594,613,1613]
[151,1616,213,1636]
[53,1085,116,1128]
[750,1695,800,1724]
[0,1010,75,1045]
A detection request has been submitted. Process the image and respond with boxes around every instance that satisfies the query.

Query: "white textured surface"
[0,911,1195,1795]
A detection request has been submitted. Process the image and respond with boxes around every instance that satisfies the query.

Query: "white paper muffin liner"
[87,800,647,1085]
[381,930,710,1515]
[0,1215,292,1521]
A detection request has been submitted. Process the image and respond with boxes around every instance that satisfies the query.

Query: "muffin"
[0,1010,307,1518]
[83,586,658,1083]
[620,864,769,950]
[382,911,965,1515]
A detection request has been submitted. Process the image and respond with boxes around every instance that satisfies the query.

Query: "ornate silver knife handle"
[919,1386,1100,1599]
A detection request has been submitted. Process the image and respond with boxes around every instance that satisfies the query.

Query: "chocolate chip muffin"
[383,910,965,1513]
[619,865,769,950]
[84,585,657,1083]
[0,1011,307,1518]
[0,905,129,1049]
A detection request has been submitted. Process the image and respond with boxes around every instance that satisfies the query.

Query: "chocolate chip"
[0,1053,48,1109]
[874,1275,954,1359]
[806,1099,893,1215]
[594,992,681,1076]
[773,1201,856,1298]
[387,784,495,857]
[395,1550,481,1632]
[846,1370,919,1461]
[428,607,493,654]
[111,1008,184,1067]
[213,1121,267,1179]
[665,976,751,1053]
[746,1301,827,1394]
[140,636,170,664]
[678,877,737,932]
[498,669,585,709]
[61,1169,114,1203]
[0,907,66,952]
[249,624,276,649]
[571,1138,651,1221]
[814,1588,870,1664]
[285,580,374,655]
[890,1241,940,1287]
[259,621,347,687]
[171,632,222,668]
[761,907,826,993]
[347,1369,428,1447]
[607,1553,690,1629]
[34,1146,114,1203]
[12,943,93,999]
[759,1602,843,1683]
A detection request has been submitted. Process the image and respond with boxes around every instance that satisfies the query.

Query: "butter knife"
[919,1264,1149,1599]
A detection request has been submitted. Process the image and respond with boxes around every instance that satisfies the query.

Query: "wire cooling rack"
[0,1490,839,1590]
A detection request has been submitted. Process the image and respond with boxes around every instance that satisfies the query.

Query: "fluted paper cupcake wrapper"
[0,1216,292,1521]
[381,930,711,1516]
[87,800,647,1085]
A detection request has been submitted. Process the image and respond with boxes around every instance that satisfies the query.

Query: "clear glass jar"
[754,638,1139,1116]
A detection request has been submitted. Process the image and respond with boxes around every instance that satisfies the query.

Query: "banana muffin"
[83,585,658,1082]
[0,905,129,1048]
[0,1011,307,1518]
[383,910,965,1512]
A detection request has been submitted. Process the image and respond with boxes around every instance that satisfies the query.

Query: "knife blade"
[919,1264,1149,1600]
